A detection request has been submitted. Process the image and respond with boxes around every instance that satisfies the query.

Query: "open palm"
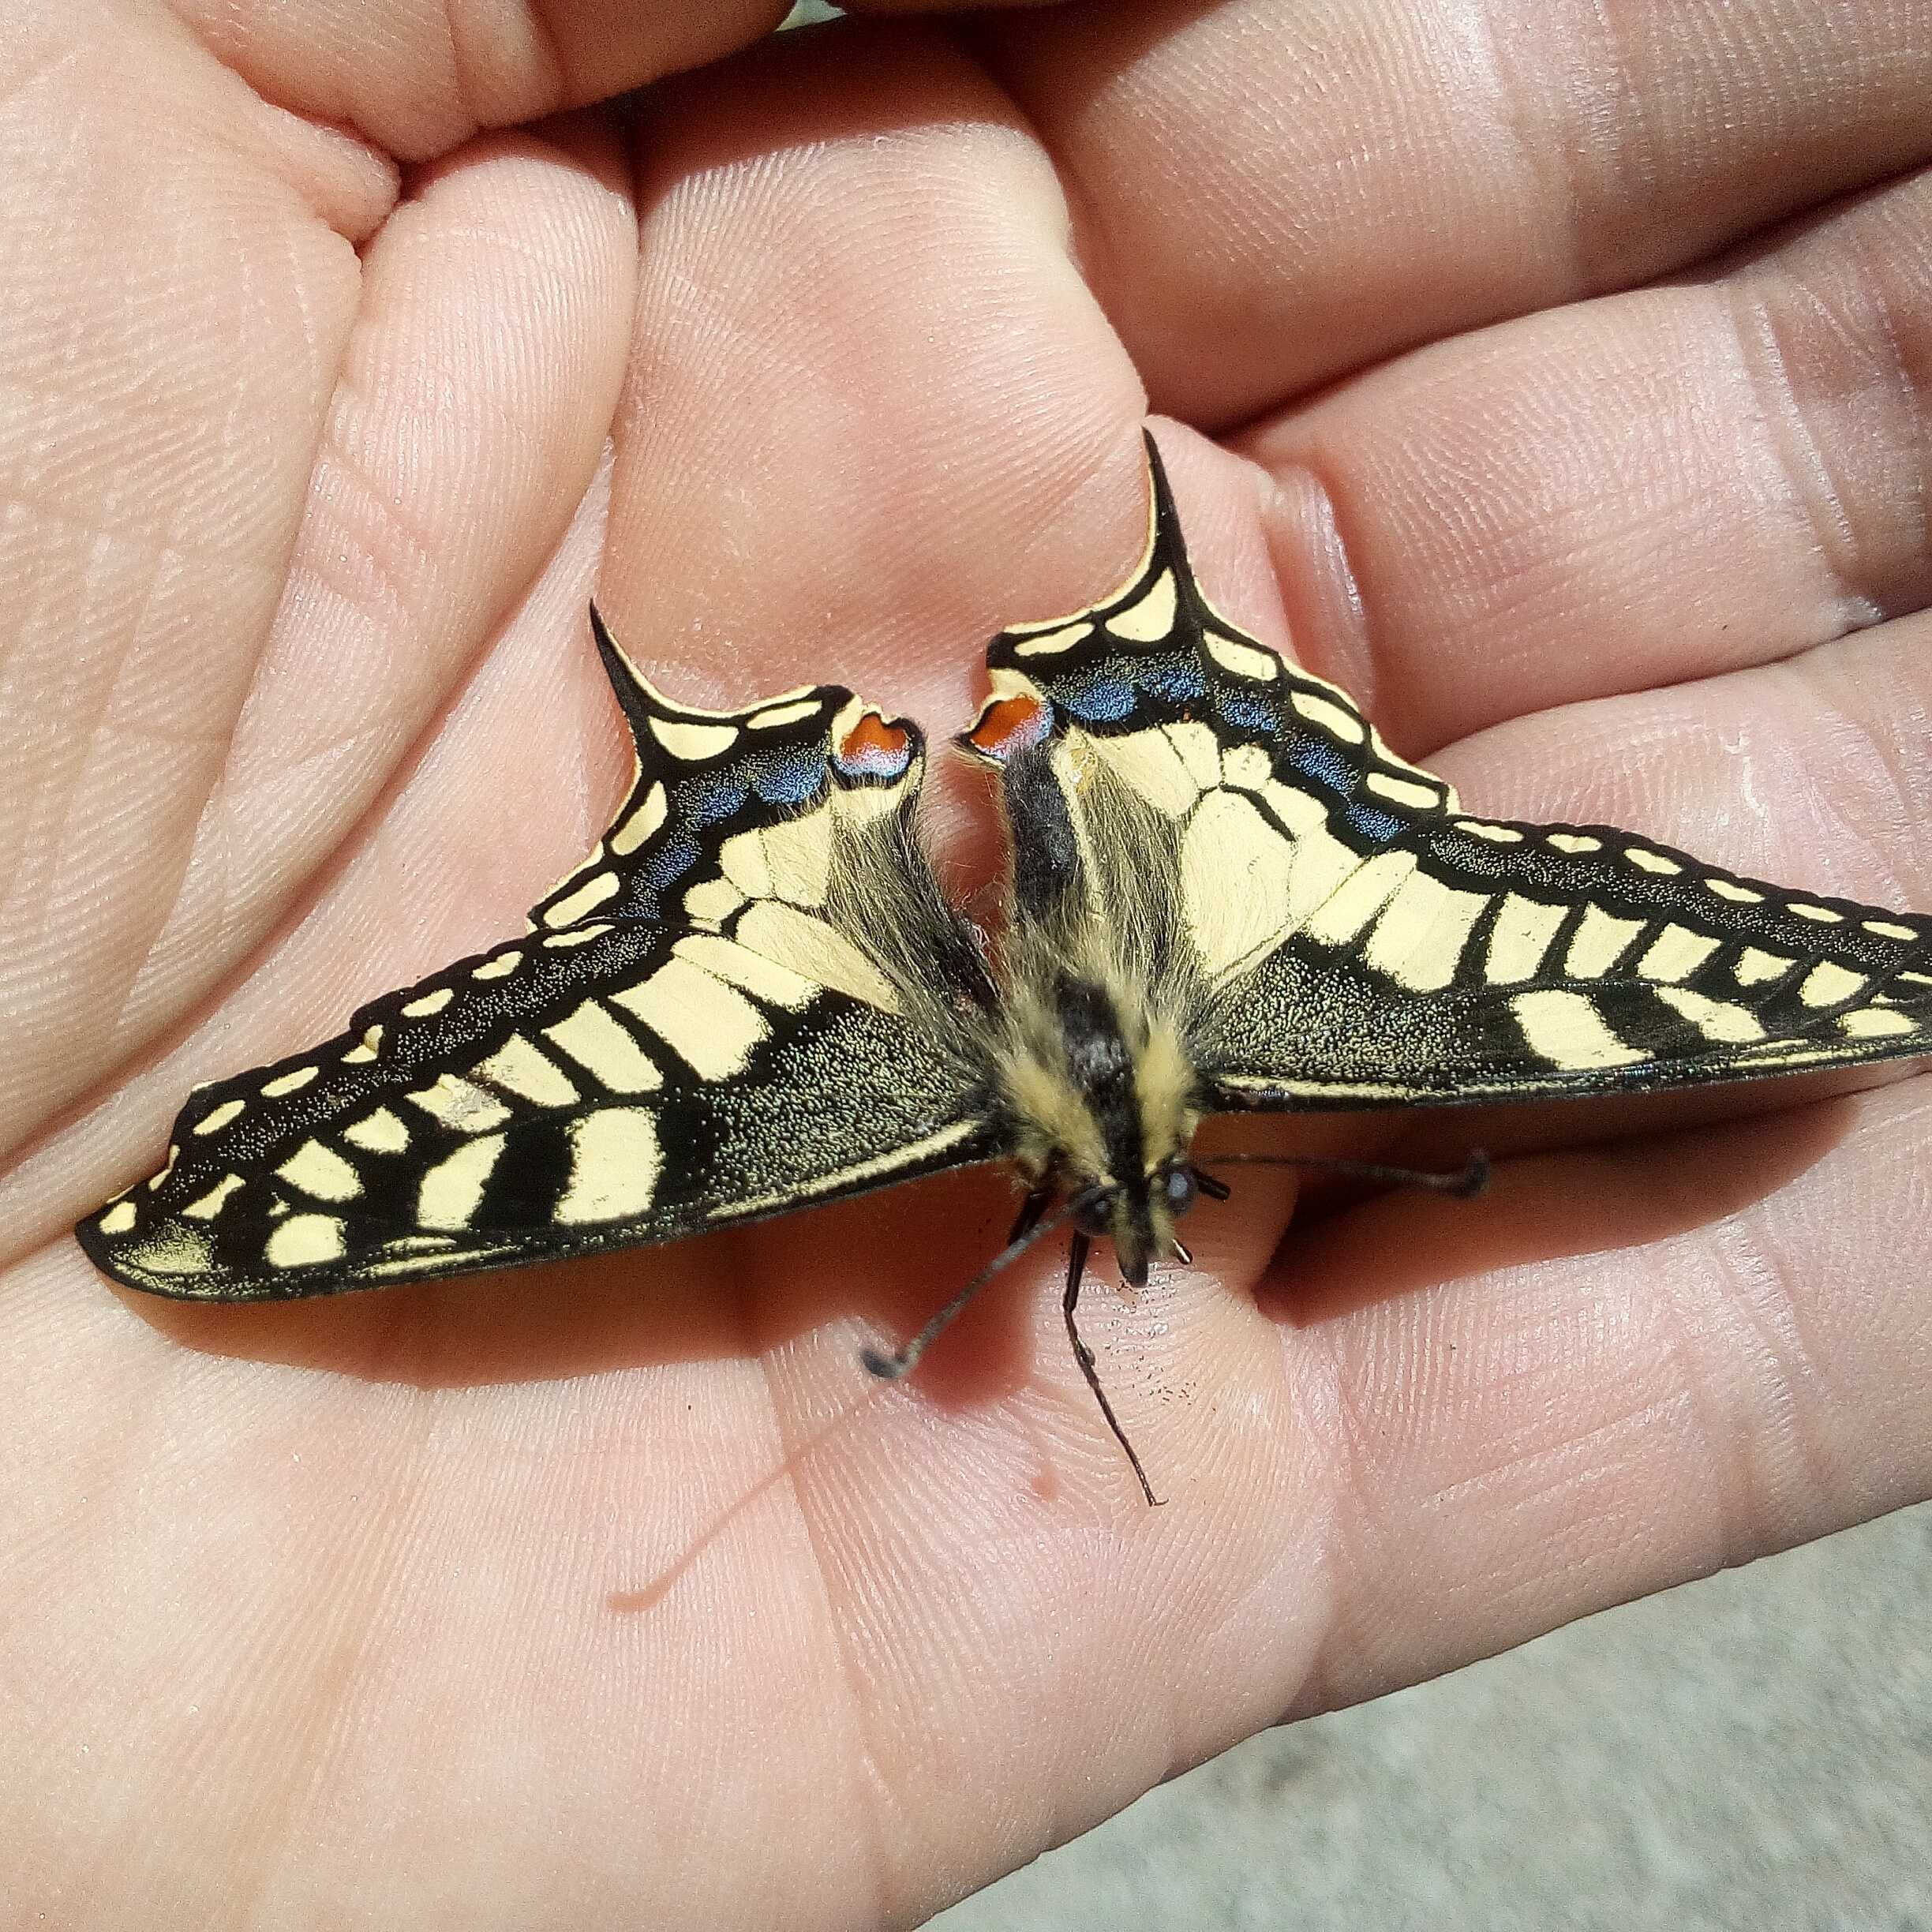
[6,2,1931,1925]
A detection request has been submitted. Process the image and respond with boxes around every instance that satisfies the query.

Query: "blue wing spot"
[644,831,702,886]
[749,744,827,807]
[680,773,749,827]
[1344,802,1405,843]
[1215,685,1279,732]
[1058,671,1138,723]
[1143,654,1206,704]
[1284,733,1352,792]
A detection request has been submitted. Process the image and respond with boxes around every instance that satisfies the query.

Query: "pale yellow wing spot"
[748,698,823,731]
[417,1136,507,1230]
[1799,961,1866,1009]
[543,870,621,928]
[1841,1006,1916,1039]
[649,717,738,760]
[1735,947,1795,986]
[475,1034,582,1106]
[1485,895,1567,985]
[343,1108,411,1154]
[1013,620,1093,657]
[1361,871,1487,994]
[1513,990,1648,1070]
[613,958,768,1078]
[1365,772,1442,811]
[406,1075,514,1133]
[1290,691,1365,745]
[541,1001,664,1094]
[276,1140,362,1202]
[1106,570,1177,641]
[1634,925,1720,984]
[1566,906,1645,978]
[555,1109,662,1225]
[1205,631,1279,681]
[266,1214,348,1268]
[1302,851,1419,949]
[682,878,745,923]
[1654,987,1765,1043]
[608,783,668,857]
[343,1025,383,1064]
[181,1174,245,1221]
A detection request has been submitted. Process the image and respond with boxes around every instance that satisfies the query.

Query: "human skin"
[3,1,1930,1925]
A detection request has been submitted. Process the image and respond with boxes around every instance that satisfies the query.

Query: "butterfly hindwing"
[80,618,999,1300]
[965,435,1932,1112]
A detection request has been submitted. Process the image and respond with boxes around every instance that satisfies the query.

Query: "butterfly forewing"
[963,435,1932,1112]
[80,621,999,1300]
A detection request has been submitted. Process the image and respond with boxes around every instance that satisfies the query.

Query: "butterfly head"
[1070,1155,1202,1287]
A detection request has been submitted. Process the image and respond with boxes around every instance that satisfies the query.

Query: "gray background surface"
[934,1501,1932,1930]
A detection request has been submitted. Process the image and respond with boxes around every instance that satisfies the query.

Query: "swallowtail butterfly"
[80,436,1932,1501]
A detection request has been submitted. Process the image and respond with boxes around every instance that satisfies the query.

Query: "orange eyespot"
[833,710,915,780]
[961,691,1051,765]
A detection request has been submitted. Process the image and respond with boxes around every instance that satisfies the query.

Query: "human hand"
[6,2,1930,1926]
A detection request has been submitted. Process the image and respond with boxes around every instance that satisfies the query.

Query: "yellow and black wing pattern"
[79,440,1932,1305]
[80,614,1000,1300]
[965,436,1932,1114]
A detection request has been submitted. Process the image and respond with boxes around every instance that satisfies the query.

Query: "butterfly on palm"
[80,436,1932,1502]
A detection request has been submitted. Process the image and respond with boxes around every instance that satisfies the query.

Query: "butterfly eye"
[1163,1166,1198,1215]
[1073,1191,1115,1237]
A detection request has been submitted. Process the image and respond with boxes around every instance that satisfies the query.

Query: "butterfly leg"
[1007,1185,1053,1245]
[1062,1231,1163,1507]
[860,1185,1058,1381]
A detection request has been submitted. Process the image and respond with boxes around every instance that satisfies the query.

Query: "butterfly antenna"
[1203,1149,1490,1197]
[1061,1230,1164,1507]
[859,1189,1096,1382]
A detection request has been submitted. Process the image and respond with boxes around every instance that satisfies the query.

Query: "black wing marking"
[80,612,998,1300]
[964,434,1932,1110]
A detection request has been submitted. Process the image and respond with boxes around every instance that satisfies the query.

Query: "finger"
[169,0,1058,163]
[0,15,388,1159]
[600,21,1144,730]
[0,458,627,1261]
[1237,166,1932,752]
[1265,1076,1932,1713]
[975,0,1932,426]
[2,109,635,1163]
[1436,612,1932,908]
